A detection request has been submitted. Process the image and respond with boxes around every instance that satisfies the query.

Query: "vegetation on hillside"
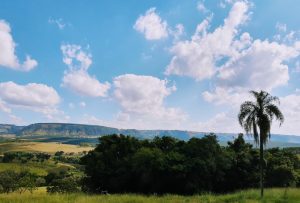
[81,134,300,194]
[0,145,85,194]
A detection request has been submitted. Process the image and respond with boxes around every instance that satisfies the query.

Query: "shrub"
[47,176,80,193]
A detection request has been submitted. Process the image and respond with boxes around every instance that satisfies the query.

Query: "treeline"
[0,150,82,194]
[81,134,300,194]
[0,170,44,193]
[0,134,299,195]
[1,151,83,164]
[0,167,80,194]
[2,152,51,163]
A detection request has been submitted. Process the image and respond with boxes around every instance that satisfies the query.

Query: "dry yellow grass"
[0,142,94,154]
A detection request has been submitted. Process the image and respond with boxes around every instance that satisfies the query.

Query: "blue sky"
[0,0,300,135]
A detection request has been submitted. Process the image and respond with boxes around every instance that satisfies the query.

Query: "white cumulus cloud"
[0,20,38,71]
[165,1,250,80]
[61,44,110,97]
[0,81,62,119]
[217,40,298,91]
[134,7,168,40]
[113,74,187,129]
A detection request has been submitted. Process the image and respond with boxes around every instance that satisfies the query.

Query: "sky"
[0,0,300,135]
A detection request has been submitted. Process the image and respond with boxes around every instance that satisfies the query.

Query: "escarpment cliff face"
[1,123,300,148]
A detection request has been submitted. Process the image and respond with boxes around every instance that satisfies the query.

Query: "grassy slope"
[0,162,48,176]
[0,161,76,176]
[0,141,94,155]
[0,188,299,203]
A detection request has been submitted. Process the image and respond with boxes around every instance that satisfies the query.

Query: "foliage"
[45,166,80,194]
[54,155,80,164]
[17,170,38,193]
[81,134,300,194]
[0,170,19,193]
[54,151,64,156]
[2,152,51,163]
[47,176,80,194]
[0,170,38,194]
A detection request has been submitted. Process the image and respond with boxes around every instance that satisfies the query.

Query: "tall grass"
[0,188,299,203]
[0,142,93,155]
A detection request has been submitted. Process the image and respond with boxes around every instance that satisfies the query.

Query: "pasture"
[0,188,299,203]
[0,141,94,155]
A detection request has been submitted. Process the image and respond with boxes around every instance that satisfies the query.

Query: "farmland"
[0,141,94,155]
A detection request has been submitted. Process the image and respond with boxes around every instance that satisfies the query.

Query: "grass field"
[0,141,94,155]
[0,188,299,203]
[0,161,76,176]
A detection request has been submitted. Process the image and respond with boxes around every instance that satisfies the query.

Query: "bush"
[0,170,19,193]
[47,176,80,193]
[0,170,38,194]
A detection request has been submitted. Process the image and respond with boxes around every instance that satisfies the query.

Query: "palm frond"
[238,102,256,126]
[238,90,284,146]
[263,95,280,105]
[249,90,260,100]
[253,120,259,144]
[265,104,284,126]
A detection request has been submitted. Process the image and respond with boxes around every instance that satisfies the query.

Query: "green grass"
[0,163,48,176]
[0,188,299,203]
[0,161,76,176]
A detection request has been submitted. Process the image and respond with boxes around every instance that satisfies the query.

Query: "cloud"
[197,1,209,13]
[169,24,185,41]
[113,74,187,129]
[203,87,250,107]
[61,44,110,97]
[204,38,299,107]
[276,22,287,33]
[202,91,300,135]
[163,1,300,110]
[165,1,250,80]
[217,40,297,91]
[273,93,300,135]
[0,20,38,71]
[48,18,69,30]
[62,70,110,97]
[0,82,60,107]
[61,44,92,71]
[0,99,11,113]
[0,81,61,119]
[134,7,168,40]
[193,112,241,133]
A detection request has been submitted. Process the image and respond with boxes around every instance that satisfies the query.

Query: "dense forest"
[81,134,300,194]
[0,134,299,195]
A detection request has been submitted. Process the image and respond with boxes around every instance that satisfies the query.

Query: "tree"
[47,176,79,193]
[238,90,284,197]
[226,134,259,191]
[0,170,19,193]
[17,170,37,194]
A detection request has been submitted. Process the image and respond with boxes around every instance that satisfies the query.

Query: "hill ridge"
[1,123,300,147]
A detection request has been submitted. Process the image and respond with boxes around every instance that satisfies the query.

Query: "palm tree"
[238,90,284,197]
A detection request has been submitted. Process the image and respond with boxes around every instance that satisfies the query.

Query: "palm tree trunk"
[259,134,264,198]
